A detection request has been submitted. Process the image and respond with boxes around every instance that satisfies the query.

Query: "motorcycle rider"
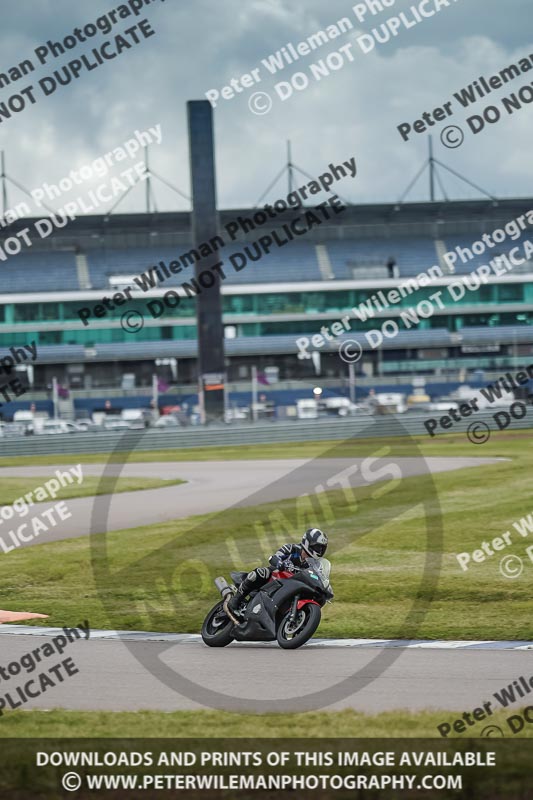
[226,527,328,618]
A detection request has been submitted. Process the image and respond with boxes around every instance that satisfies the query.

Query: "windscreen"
[307,557,331,588]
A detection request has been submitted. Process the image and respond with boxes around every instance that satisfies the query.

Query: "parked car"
[2,422,28,437]
[36,420,82,435]
[154,415,180,428]
[75,417,97,431]
[101,418,132,431]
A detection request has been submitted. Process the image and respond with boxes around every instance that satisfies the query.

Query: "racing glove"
[269,554,284,569]
[281,560,295,573]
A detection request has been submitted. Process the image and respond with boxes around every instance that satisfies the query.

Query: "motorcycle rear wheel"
[201,601,234,647]
[277,603,321,649]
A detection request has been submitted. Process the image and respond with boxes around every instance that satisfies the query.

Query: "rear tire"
[201,601,234,647]
[277,603,321,650]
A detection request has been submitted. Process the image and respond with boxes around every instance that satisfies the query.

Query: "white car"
[36,420,81,435]
[3,422,27,436]
[75,418,95,431]
[154,416,180,428]
[102,419,131,431]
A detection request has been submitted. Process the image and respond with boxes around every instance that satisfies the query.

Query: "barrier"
[0,408,532,457]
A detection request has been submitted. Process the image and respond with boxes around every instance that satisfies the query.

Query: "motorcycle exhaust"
[214,576,232,600]
[215,577,241,625]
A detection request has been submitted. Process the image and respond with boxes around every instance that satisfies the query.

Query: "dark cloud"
[0,0,531,214]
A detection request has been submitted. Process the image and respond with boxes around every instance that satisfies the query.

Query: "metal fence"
[0,407,531,458]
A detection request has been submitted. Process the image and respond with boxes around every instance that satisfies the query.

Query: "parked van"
[374,393,408,414]
[318,397,360,417]
[296,399,318,419]
[120,408,153,428]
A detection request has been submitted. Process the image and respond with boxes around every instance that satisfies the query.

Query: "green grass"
[0,476,185,505]
[0,429,532,640]
[0,426,528,466]
[0,708,529,738]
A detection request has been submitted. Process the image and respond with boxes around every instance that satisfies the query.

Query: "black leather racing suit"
[235,543,309,599]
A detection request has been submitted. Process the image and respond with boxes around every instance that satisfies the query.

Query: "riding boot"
[227,568,270,616]
[226,576,255,615]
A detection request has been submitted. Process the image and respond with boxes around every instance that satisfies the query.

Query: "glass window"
[498,285,523,302]
[39,331,62,344]
[42,303,60,321]
[14,304,39,322]
[224,295,254,314]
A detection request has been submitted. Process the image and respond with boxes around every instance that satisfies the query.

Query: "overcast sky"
[1,0,532,215]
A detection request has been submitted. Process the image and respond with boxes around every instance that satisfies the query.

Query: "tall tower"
[187,101,225,423]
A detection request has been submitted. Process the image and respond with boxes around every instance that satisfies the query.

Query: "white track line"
[0,626,531,650]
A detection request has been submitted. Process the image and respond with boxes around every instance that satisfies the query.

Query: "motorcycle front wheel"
[201,601,234,647]
[277,603,321,650]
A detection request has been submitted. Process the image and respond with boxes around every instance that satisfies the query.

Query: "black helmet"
[301,528,328,558]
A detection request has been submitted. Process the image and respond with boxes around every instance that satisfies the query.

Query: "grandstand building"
[2,196,533,417]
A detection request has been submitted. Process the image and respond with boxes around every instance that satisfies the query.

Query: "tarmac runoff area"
[0,456,504,548]
[0,627,531,715]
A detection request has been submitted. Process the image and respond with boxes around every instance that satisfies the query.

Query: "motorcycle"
[201,557,333,650]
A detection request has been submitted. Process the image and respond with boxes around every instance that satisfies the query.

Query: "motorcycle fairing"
[267,572,325,613]
[232,591,277,641]
[231,571,327,643]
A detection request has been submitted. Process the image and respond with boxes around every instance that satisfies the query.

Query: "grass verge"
[0,427,529,466]
[0,708,529,738]
[0,432,531,640]
[0,476,185,505]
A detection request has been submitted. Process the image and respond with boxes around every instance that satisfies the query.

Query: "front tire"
[201,601,234,647]
[277,603,321,650]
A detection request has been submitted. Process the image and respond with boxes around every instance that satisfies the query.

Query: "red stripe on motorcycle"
[297,599,320,610]
[270,570,294,580]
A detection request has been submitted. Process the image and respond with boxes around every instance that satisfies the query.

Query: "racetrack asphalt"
[0,627,530,715]
[0,456,502,547]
